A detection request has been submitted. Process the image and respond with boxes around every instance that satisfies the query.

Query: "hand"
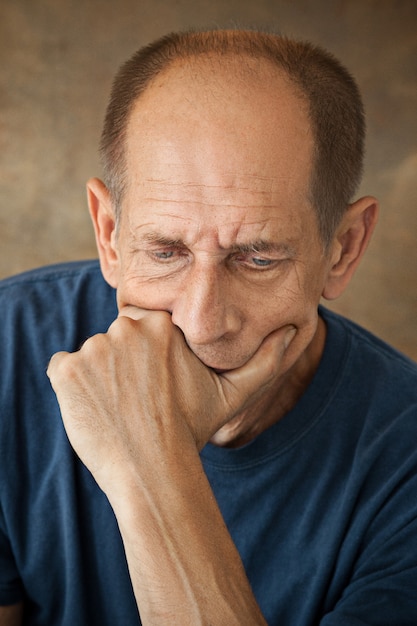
[47,306,294,624]
[47,306,294,493]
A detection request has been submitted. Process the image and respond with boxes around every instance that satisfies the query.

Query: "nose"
[171,263,242,346]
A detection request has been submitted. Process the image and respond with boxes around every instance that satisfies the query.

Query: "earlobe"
[87,177,120,288]
[322,196,379,301]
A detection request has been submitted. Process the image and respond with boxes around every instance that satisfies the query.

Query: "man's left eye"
[251,257,273,267]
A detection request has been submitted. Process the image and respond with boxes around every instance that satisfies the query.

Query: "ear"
[322,196,379,300]
[87,177,120,288]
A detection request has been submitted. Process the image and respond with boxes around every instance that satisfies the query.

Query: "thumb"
[218,325,296,415]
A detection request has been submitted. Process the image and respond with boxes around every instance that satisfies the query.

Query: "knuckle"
[116,309,173,337]
[48,351,75,385]
[79,332,108,358]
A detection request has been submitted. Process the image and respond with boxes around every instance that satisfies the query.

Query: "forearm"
[109,447,266,626]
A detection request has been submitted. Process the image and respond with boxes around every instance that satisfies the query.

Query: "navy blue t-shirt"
[1,260,417,624]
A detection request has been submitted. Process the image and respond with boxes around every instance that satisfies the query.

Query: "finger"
[117,305,153,321]
[46,350,70,382]
[219,325,297,410]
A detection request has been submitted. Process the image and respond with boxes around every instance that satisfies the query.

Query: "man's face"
[106,59,334,376]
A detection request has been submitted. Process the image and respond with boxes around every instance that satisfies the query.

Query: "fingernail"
[284,327,297,349]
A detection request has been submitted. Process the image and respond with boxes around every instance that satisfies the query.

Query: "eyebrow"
[229,240,295,255]
[138,232,296,256]
[140,233,185,247]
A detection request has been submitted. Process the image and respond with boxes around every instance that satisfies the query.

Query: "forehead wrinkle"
[126,215,298,257]
[128,211,279,233]
[134,171,289,205]
[141,198,282,211]
[138,193,280,208]
[142,172,278,190]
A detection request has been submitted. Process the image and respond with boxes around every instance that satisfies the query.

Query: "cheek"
[263,274,321,327]
[115,268,174,312]
[256,269,324,353]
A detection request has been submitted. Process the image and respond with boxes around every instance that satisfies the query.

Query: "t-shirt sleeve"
[0,505,24,605]
[320,500,417,624]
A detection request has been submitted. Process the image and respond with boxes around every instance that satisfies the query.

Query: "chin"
[194,352,253,373]
[187,341,260,373]
[212,366,234,374]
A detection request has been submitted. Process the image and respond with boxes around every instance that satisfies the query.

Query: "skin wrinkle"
[127,217,299,251]
[124,185,306,254]
[141,199,283,210]
[142,173,280,191]
[125,212,302,257]
[128,215,283,231]
[132,234,297,259]
[137,179,292,207]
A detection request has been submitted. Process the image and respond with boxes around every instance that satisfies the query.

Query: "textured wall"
[1,0,416,359]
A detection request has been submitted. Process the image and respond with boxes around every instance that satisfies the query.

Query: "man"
[1,29,416,625]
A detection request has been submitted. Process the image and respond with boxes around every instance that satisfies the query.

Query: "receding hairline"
[124,50,310,147]
[100,28,366,248]
[109,35,313,206]
[129,46,307,111]
[119,30,311,125]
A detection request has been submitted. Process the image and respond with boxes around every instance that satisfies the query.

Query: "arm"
[112,437,266,625]
[47,309,292,624]
[0,604,23,626]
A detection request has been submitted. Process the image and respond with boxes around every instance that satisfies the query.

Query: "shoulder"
[0,259,106,296]
[318,310,417,559]
[318,306,417,459]
[0,260,117,360]
[0,259,115,314]
[321,306,417,394]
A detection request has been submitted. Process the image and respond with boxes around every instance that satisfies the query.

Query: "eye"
[153,250,175,260]
[251,257,273,267]
[234,253,276,270]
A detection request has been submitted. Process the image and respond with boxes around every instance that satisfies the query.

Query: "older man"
[1,29,416,625]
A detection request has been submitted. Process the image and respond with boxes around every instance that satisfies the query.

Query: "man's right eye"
[153,250,175,260]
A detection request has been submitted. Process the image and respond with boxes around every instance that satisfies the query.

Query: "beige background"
[1,0,416,359]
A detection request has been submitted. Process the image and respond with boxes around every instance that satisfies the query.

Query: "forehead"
[126,54,312,164]
[121,55,316,244]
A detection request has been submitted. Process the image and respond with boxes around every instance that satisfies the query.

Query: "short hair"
[100,29,365,246]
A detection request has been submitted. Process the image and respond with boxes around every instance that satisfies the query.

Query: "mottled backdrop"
[1,0,416,358]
